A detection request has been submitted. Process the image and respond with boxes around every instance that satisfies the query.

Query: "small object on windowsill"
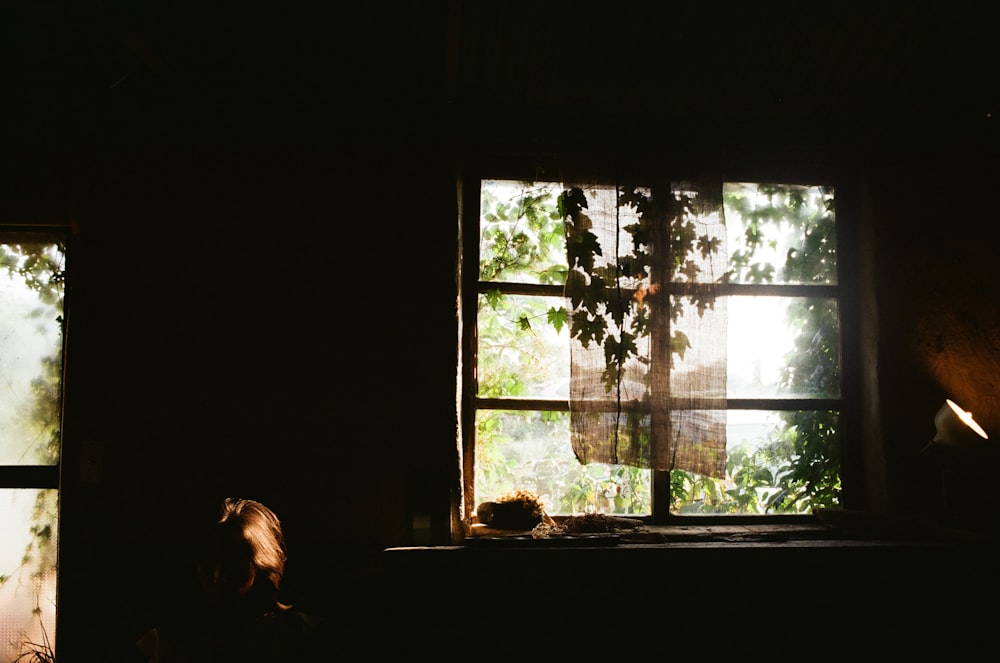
[556,513,646,534]
[476,490,553,530]
[474,490,651,547]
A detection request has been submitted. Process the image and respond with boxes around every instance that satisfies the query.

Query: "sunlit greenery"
[1,235,65,657]
[475,179,840,515]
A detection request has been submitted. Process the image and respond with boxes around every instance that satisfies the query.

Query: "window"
[462,163,851,526]
[0,228,67,661]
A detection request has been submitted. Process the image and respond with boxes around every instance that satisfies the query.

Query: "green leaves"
[546,306,568,334]
[480,181,567,283]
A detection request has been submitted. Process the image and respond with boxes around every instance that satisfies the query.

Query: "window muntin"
[0,231,66,661]
[468,177,842,520]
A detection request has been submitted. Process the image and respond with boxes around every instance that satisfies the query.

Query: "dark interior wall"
[864,134,1000,521]
[55,119,461,657]
[42,4,458,656]
[3,1,999,659]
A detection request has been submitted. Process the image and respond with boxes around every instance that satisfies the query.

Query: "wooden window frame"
[459,153,861,529]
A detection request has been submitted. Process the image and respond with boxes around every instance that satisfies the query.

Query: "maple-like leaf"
[546,306,568,334]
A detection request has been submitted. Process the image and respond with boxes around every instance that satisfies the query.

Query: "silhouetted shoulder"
[134,607,327,663]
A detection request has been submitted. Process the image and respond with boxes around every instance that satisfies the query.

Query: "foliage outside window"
[0,232,65,661]
[468,176,842,521]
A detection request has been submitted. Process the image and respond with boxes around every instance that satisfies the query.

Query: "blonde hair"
[217,497,287,594]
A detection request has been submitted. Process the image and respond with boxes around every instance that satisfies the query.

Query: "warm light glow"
[946,399,989,440]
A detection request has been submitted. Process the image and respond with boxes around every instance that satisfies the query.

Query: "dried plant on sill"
[476,490,555,530]
[477,491,645,537]
[531,513,646,538]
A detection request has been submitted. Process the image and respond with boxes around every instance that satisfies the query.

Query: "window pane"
[725,182,836,285]
[728,296,840,399]
[0,488,58,662]
[0,237,64,466]
[477,293,569,399]
[475,409,651,516]
[671,410,841,514]
[470,178,842,523]
[479,180,566,284]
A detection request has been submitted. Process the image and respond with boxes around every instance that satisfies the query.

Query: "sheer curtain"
[562,177,728,479]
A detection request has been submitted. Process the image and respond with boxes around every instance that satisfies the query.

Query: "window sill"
[404,509,991,551]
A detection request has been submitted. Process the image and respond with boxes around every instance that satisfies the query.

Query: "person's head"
[196,497,288,613]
